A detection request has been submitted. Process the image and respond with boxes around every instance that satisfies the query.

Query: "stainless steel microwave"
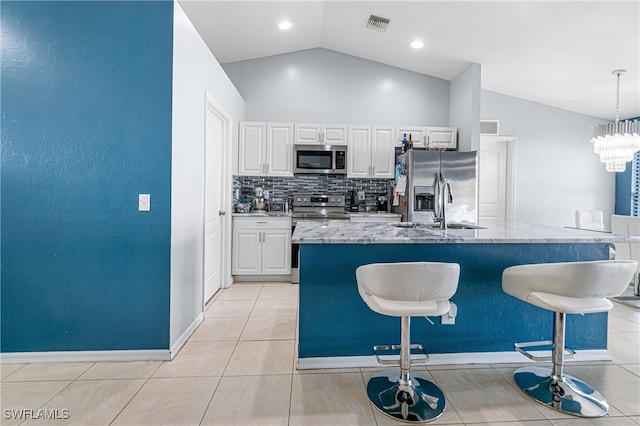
[294,145,347,174]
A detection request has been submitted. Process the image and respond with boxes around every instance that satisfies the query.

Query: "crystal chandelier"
[591,70,640,172]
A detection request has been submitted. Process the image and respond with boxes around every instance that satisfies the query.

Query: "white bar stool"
[356,261,460,423]
[502,260,637,417]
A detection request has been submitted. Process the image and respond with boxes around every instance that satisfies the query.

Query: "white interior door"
[479,136,516,226]
[204,97,228,302]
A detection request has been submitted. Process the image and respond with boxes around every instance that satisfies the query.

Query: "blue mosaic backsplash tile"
[234,175,393,211]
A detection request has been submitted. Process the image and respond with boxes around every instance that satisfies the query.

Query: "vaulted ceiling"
[180,1,640,121]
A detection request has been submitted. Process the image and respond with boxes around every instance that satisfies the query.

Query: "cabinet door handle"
[371,165,375,175]
[218,210,226,216]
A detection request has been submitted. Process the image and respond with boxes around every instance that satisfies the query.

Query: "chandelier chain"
[615,71,621,124]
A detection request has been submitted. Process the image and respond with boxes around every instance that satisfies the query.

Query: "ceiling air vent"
[480,120,500,135]
[366,14,391,32]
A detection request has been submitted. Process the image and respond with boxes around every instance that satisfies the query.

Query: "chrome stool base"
[367,369,446,423]
[513,366,608,418]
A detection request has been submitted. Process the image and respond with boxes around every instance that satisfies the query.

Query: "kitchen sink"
[390,222,425,228]
[390,222,486,230]
[446,223,486,229]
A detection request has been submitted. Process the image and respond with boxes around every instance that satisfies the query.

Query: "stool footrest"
[372,344,429,366]
[514,340,576,362]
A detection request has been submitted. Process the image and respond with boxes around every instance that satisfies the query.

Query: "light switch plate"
[357,191,366,201]
[139,194,150,211]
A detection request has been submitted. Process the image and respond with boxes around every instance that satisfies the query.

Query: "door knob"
[218,210,226,216]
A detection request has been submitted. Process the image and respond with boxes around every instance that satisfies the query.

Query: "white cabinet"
[347,125,370,178]
[395,126,457,150]
[426,127,457,150]
[396,126,427,149]
[371,126,395,178]
[347,125,395,179]
[232,216,291,275]
[239,122,293,176]
[266,123,294,175]
[294,123,348,145]
[239,122,266,176]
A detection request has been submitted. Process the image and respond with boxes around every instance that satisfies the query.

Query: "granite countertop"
[232,211,292,218]
[292,221,636,244]
[348,212,402,218]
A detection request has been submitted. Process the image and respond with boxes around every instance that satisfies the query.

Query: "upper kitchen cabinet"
[426,127,457,150]
[395,126,427,149]
[239,121,293,177]
[395,126,458,150]
[294,123,348,145]
[347,125,394,179]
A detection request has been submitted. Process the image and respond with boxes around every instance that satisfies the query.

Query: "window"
[633,151,640,216]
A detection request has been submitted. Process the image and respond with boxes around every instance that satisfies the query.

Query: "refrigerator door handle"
[434,172,441,218]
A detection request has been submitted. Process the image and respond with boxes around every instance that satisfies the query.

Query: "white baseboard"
[1,349,171,364]
[1,313,206,365]
[296,350,612,370]
[169,312,204,360]
[233,275,292,282]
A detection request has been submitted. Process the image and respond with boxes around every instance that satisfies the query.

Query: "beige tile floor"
[2,282,639,425]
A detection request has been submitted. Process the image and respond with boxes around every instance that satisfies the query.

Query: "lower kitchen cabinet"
[232,216,291,276]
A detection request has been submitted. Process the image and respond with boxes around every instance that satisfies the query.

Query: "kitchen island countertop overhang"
[292,221,628,245]
[293,221,635,369]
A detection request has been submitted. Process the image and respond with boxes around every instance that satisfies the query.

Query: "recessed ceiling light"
[410,40,424,49]
[279,21,292,31]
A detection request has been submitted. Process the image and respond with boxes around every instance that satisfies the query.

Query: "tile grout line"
[107,362,164,425]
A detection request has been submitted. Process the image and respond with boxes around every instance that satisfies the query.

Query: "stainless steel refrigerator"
[392,150,478,224]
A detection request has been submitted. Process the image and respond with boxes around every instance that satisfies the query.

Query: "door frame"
[479,135,517,224]
[204,92,233,309]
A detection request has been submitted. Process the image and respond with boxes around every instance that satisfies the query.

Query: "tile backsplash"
[234,175,393,211]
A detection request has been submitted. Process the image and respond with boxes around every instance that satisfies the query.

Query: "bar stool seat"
[502,260,637,418]
[356,261,460,423]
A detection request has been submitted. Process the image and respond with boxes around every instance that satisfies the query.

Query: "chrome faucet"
[434,172,454,230]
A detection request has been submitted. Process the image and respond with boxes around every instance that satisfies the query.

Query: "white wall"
[222,48,450,127]
[220,46,614,229]
[481,90,614,227]
[170,2,244,349]
[450,63,481,152]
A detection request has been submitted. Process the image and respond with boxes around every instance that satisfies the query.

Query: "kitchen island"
[292,221,630,369]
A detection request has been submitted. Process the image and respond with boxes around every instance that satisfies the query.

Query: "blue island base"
[298,243,611,369]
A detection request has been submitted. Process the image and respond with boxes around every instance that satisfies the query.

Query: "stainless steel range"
[292,194,349,224]
[291,193,349,283]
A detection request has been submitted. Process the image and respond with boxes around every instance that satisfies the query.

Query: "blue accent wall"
[1,1,174,352]
[299,243,610,359]
[615,168,632,215]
